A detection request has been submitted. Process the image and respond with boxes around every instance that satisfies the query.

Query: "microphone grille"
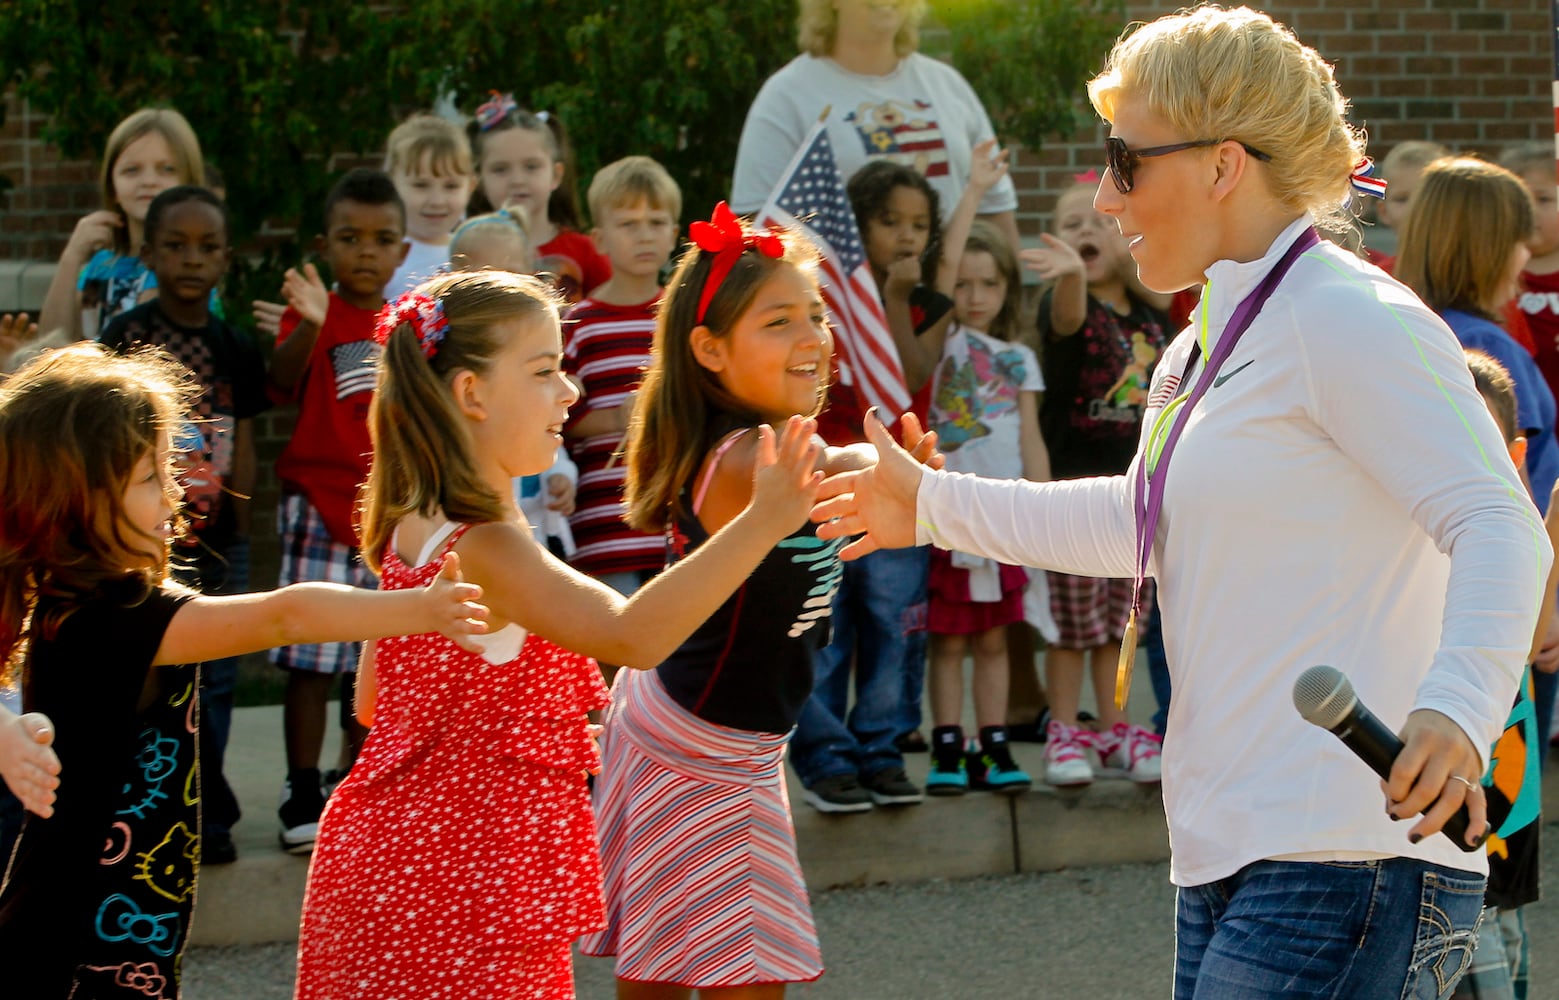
[1292,665,1355,729]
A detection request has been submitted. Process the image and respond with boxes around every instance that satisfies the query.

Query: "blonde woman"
[810,7,1546,996]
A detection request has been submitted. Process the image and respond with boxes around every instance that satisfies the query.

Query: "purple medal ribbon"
[1130,227,1321,618]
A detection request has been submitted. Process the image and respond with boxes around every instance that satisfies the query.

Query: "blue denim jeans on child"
[1175,857,1484,999]
[789,546,928,787]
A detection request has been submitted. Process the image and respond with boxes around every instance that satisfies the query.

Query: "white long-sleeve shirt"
[915,218,1552,885]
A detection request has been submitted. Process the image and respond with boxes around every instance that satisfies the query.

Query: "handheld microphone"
[1292,665,1483,853]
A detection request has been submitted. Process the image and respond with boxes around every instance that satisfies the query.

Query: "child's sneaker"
[1096,721,1163,783]
[926,725,969,796]
[801,773,874,814]
[966,727,1031,794]
[860,766,924,805]
[1043,718,1094,787]
[278,769,326,854]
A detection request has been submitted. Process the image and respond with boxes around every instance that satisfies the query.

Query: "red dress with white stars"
[295,522,610,1000]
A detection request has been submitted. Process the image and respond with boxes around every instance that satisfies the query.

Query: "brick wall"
[1,0,1554,593]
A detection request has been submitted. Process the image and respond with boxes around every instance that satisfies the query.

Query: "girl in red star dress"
[294,269,828,1000]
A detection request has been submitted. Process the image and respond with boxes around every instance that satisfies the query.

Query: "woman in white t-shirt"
[731,0,1019,252]
[810,8,1547,998]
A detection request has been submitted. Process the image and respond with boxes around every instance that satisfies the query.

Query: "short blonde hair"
[384,113,474,178]
[100,109,205,254]
[587,156,682,224]
[1396,156,1534,318]
[796,0,925,58]
[1088,6,1364,225]
[1381,140,1450,178]
[1499,140,1557,181]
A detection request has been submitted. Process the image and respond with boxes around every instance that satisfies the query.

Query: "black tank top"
[654,430,844,733]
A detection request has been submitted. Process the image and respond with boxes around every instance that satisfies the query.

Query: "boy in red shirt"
[269,168,408,853]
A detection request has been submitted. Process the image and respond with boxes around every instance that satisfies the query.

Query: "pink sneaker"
[1096,722,1162,783]
[1043,719,1094,786]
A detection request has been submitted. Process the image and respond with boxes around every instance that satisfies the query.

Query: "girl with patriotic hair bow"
[808,6,1546,997]
[578,203,942,996]
[295,267,832,1000]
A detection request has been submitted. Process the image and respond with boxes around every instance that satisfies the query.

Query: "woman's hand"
[419,552,491,653]
[0,710,61,818]
[1384,709,1488,848]
[746,415,824,539]
[812,409,940,561]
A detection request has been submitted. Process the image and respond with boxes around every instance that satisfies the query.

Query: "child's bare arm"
[882,258,936,391]
[462,416,824,669]
[1019,391,1051,482]
[0,706,60,818]
[153,553,488,666]
[1530,482,1559,668]
[937,139,1011,296]
[268,264,331,393]
[1020,236,1087,337]
[354,641,378,728]
[38,211,123,342]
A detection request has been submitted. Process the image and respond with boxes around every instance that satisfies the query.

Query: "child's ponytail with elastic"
[361,271,565,569]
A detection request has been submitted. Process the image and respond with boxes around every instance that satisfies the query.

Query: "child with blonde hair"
[384,113,477,296]
[0,343,486,997]
[37,108,206,340]
[294,265,829,998]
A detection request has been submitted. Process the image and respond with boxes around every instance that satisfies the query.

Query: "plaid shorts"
[1046,572,1148,650]
[269,494,377,675]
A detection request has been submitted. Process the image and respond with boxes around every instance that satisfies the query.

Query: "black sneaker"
[1008,707,1051,743]
[203,829,237,865]
[860,766,924,805]
[801,773,874,814]
[278,772,326,855]
[894,730,929,754]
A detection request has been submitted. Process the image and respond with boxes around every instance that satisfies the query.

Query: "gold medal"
[1115,610,1138,711]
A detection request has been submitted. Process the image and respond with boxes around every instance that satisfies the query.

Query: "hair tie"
[373,292,450,359]
[475,91,518,132]
[688,202,786,324]
[535,110,551,124]
[1349,157,1387,200]
[1072,168,1101,184]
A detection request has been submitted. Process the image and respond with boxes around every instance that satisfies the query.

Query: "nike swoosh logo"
[1212,360,1255,388]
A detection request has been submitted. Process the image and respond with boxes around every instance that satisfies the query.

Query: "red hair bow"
[688,202,785,324]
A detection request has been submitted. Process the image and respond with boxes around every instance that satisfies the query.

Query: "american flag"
[757,121,911,418]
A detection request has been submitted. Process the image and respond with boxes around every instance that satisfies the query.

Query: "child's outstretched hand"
[252,299,287,339]
[968,138,1011,195]
[0,312,39,368]
[420,552,492,653]
[747,415,824,538]
[545,474,576,516]
[1019,235,1085,283]
[812,409,934,561]
[282,263,330,329]
[1,710,61,818]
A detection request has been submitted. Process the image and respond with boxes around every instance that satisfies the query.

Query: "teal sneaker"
[966,740,1033,795]
[925,757,969,796]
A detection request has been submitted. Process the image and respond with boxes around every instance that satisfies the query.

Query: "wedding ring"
[1449,775,1479,792]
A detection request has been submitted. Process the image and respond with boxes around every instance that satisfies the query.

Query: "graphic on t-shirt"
[1103,333,1157,411]
[173,421,224,542]
[331,339,382,400]
[932,336,1028,451]
[843,98,949,178]
[538,253,588,305]
[116,728,180,821]
[134,822,199,904]
[73,962,173,998]
[94,893,181,956]
[779,534,844,639]
[1486,689,1540,854]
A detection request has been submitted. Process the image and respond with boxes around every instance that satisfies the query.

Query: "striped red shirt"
[562,295,665,577]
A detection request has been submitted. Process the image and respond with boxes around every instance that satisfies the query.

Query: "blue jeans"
[1143,597,1171,737]
[1175,858,1484,999]
[1452,906,1527,1000]
[789,546,928,786]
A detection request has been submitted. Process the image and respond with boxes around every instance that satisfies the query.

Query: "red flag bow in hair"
[373,292,449,359]
[475,91,518,132]
[1072,168,1101,184]
[689,202,786,324]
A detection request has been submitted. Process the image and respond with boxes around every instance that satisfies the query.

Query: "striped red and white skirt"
[578,668,824,988]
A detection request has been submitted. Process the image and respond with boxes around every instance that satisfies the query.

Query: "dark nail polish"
[1408,833,1422,844]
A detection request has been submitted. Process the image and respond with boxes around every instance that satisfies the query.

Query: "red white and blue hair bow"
[1349,157,1387,200]
[373,291,449,359]
[474,91,519,132]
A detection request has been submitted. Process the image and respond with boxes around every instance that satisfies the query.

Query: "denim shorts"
[1175,857,1485,999]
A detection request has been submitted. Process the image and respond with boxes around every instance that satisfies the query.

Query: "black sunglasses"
[1104,136,1273,194]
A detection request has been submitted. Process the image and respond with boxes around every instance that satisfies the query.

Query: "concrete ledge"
[0,259,56,314]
